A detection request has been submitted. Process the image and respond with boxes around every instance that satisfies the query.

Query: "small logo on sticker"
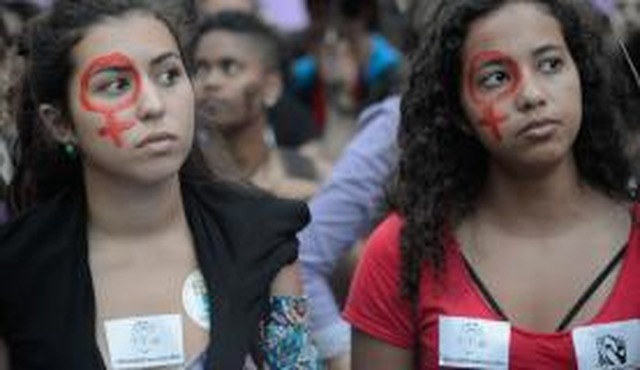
[130,320,162,355]
[457,321,488,357]
[597,334,627,366]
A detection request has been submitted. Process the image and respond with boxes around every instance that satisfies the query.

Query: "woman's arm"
[298,96,401,364]
[353,328,413,370]
[270,262,303,296]
[261,262,319,369]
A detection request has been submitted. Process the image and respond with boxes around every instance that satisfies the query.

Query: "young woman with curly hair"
[344,0,640,368]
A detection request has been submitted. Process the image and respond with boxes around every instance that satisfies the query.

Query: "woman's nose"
[136,78,165,122]
[514,71,547,112]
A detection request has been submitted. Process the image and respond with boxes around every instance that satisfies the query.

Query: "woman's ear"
[39,104,77,144]
[263,72,283,109]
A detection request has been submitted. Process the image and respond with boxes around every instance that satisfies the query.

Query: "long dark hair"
[9,0,215,215]
[396,0,633,299]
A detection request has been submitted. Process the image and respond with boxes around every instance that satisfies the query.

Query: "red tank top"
[344,208,640,369]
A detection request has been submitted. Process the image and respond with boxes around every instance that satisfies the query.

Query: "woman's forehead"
[462,2,564,59]
[72,12,180,69]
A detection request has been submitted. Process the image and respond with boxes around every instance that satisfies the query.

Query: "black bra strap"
[556,244,627,332]
[462,244,627,332]
[462,256,509,321]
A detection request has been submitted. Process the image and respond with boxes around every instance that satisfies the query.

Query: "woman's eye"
[539,57,564,74]
[157,67,183,87]
[94,75,132,97]
[478,70,510,90]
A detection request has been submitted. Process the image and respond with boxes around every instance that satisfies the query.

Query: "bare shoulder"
[591,194,632,229]
[584,192,633,248]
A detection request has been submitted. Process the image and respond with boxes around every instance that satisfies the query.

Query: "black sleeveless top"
[0,179,309,369]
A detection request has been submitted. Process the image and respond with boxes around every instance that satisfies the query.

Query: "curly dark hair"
[396,0,634,299]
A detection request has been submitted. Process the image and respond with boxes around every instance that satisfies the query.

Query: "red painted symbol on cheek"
[466,50,522,142]
[481,105,507,141]
[80,52,141,147]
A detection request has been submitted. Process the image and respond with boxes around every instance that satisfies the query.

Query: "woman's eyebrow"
[531,44,563,58]
[149,51,181,68]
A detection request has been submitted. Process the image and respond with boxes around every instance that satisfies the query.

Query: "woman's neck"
[479,155,593,233]
[84,166,186,239]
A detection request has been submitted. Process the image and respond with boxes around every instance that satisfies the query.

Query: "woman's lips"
[517,119,560,139]
[135,132,178,149]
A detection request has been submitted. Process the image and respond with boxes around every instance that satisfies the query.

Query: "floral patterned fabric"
[261,296,319,369]
[185,296,319,369]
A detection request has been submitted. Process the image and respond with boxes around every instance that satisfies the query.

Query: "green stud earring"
[63,143,77,160]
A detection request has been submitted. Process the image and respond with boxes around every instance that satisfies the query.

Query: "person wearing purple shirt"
[298,95,399,367]
[296,2,431,369]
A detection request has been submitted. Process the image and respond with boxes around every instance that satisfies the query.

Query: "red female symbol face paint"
[80,52,142,147]
[465,50,522,142]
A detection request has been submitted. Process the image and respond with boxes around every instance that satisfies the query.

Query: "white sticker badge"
[573,319,640,370]
[182,270,211,330]
[104,314,185,369]
[439,315,510,369]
